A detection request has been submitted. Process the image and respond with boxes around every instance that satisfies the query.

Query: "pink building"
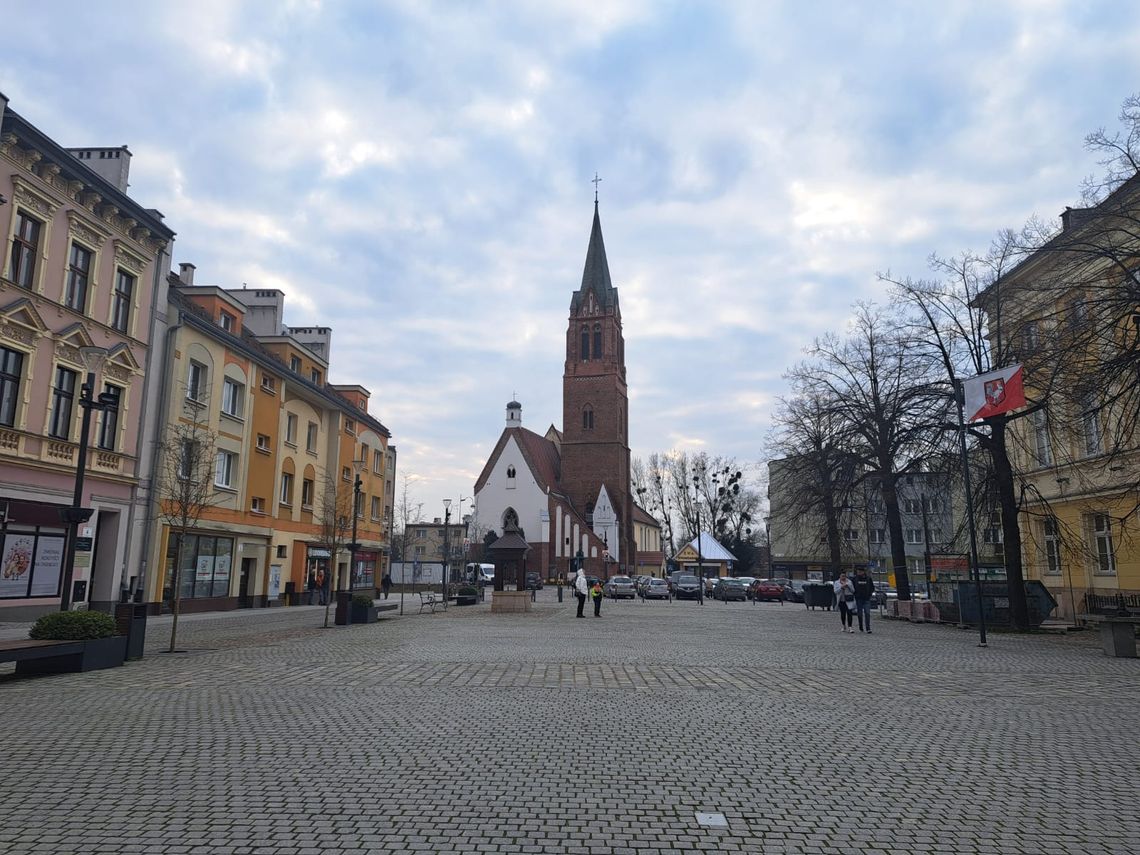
[0,93,174,618]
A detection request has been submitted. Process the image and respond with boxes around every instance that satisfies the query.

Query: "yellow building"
[983,178,1140,620]
[143,269,392,613]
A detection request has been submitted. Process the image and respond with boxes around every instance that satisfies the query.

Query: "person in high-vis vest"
[591,580,604,617]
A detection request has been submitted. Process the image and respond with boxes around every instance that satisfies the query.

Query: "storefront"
[160,530,236,613]
[353,549,378,592]
[0,499,67,607]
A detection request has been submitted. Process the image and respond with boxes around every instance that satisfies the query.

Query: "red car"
[749,579,785,602]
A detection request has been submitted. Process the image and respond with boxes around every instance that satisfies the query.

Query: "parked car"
[749,579,786,602]
[642,578,670,600]
[671,574,701,600]
[783,580,809,603]
[604,576,637,599]
[712,578,748,601]
[524,572,543,590]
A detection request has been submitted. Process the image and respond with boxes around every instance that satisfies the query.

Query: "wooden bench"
[0,638,126,675]
[0,638,85,669]
[1080,613,1140,658]
[419,591,445,613]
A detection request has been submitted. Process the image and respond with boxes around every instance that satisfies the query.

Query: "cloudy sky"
[3,1,1138,516]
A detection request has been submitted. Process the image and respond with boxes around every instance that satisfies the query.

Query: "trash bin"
[284,581,296,606]
[803,582,834,611]
[957,580,1057,628]
[334,590,352,625]
[114,602,147,660]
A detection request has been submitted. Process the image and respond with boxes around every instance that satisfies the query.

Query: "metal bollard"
[557,585,563,603]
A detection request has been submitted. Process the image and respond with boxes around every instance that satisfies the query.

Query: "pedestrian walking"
[591,579,604,617]
[574,568,588,618]
[381,571,392,600]
[316,567,327,605]
[834,572,856,633]
[852,567,875,633]
[306,570,317,605]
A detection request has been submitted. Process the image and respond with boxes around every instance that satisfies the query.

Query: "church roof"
[570,202,618,313]
[473,426,561,494]
[632,503,661,528]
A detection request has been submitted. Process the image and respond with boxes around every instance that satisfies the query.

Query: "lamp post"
[59,346,117,611]
[692,474,704,605]
[441,499,452,602]
[348,459,364,595]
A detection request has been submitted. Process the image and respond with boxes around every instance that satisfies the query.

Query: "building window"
[65,243,93,312]
[360,442,369,464]
[301,478,314,508]
[983,512,1003,545]
[869,528,885,544]
[276,544,287,559]
[96,384,121,450]
[373,449,383,473]
[260,374,276,394]
[1078,391,1101,456]
[506,465,516,479]
[593,323,602,359]
[187,361,207,403]
[221,378,244,418]
[580,325,589,361]
[1068,298,1089,331]
[582,406,594,430]
[214,450,236,488]
[905,528,923,545]
[256,433,271,452]
[49,366,77,439]
[285,414,298,445]
[344,418,355,435]
[1043,518,1061,575]
[290,355,302,372]
[0,347,23,427]
[306,421,318,452]
[1022,321,1040,352]
[165,533,234,600]
[903,498,921,514]
[371,496,381,520]
[9,211,41,289]
[251,496,266,514]
[111,270,134,332]
[178,440,198,480]
[1090,514,1116,575]
[218,311,236,332]
[416,529,426,539]
[280,472,294,505]
[921,496,940,513]
[342,466,351,481]
[843,529,859,541]
[311,368,322,384]
[1032,409,1052,466]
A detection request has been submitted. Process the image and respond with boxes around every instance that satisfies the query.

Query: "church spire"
[571,202,616,312]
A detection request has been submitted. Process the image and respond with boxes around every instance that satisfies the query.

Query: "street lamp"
[348,458,364,594]
[59,346,117,611]
[692,474,704,605]
[441,499,452,602]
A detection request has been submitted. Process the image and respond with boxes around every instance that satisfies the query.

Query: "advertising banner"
[29,536,64,597]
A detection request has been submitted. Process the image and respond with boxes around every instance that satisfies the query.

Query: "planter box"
[455,595,477,606]
[16,636,128,676]
[350,605,379,624]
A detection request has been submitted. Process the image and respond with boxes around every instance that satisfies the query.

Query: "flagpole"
[955,379,988,648]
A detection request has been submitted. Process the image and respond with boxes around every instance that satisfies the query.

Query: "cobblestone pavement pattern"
[1,592,1138,854]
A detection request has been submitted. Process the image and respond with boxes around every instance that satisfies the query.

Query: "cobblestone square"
[1,594,1138,854]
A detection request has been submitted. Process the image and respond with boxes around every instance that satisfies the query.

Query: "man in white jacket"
[574,568,589,618]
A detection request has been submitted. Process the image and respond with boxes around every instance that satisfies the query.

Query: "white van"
[466,563,495,586]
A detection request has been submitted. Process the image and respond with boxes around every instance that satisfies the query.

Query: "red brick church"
[472,201,654,580]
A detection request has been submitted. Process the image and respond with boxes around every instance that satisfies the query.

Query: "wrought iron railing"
[1084,591,1140,616]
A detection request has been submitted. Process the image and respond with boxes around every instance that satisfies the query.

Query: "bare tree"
[768,388,864,577]
[154,408,222,653]
[632,453,677,558]
[392,473,422,564]
[313,470,354,628]
[794,303,948,599]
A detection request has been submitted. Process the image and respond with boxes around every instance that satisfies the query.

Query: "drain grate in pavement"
[695,812,728,828]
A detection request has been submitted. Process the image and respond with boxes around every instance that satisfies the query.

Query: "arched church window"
[593,323,602,358]
[507,465,516,479]
[502,507,519,531]
[582,406,594,430]
[580,326,589,361]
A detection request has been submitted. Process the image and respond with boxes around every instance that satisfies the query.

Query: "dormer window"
[290,356,301,372]
[218,311,236,333]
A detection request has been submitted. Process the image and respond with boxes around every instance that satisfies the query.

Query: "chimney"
[65,145,132,193]
[178,262,196,286]
[1060,206,1093,232]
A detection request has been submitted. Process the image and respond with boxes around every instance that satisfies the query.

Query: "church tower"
[561,201,635,569]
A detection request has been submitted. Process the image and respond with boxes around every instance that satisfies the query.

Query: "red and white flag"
[963,365,1026,422]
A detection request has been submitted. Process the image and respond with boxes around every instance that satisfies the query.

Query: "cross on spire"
[592,172,602,203]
